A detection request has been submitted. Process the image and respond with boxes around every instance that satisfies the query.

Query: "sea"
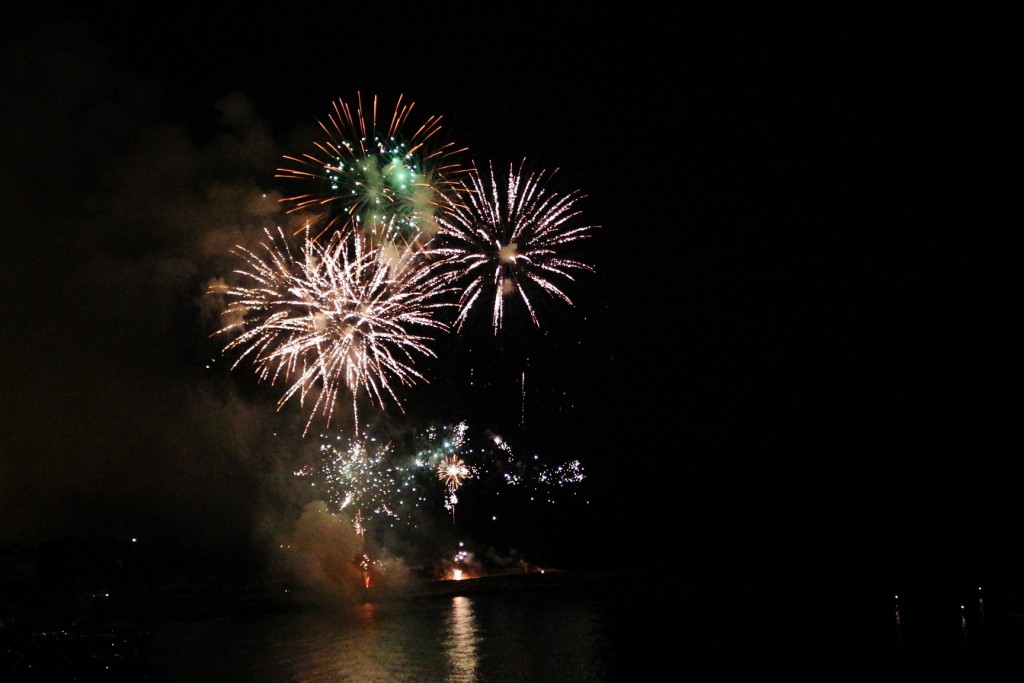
[5,564,1024,681]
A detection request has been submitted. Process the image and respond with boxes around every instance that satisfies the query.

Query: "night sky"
[0,3,1015,585]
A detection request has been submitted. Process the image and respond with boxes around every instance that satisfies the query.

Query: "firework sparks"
[276,92,468,247]
[483,432,586,504]
[352,508,365,539]
[210,93,600,575]
[438,454,471,491]
[295,436,407,526]
[434,159,597,332]
[211,226,454,435]
[418,422,471,522]
[438,454,472,523]
[295,421,585,545]
[296,423,474,534]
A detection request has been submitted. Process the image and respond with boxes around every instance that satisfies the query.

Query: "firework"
[295,436,407,525]
[438,454,471,491]
[434,159,597,332]
[211,226,454,435]
[352,508,365,539]
[416,422,471,522]
[276,92,468,247]
[485,432,586,503]
[438,454,471,522]
[212,92,600,575]
[296,423,473,533]
[296,421,584,541]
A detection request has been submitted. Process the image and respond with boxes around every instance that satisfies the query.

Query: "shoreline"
[1,567,661,633]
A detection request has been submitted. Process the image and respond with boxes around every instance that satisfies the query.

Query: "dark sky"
[0,3,1015,579]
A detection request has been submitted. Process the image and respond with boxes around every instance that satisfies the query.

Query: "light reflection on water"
[150,584,613,682]
[9,572,1024,679]
[444,596,479,682]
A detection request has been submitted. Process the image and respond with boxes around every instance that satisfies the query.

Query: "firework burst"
[276,92,468,247]
[437,454,471,491]
[211,226,454,435]
[434,159,597,332]
[438,454,471,521]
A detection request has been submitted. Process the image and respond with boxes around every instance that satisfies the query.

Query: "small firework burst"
[438,454,471,491]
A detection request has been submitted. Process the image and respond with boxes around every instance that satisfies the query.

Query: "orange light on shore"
[453,569,463,581]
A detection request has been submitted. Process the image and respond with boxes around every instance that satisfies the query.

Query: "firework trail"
[276,92,468,247]
[434,159,597,333]
[211,226,454,435]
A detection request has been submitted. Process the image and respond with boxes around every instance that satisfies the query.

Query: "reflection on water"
[150,582,613,682]
[444,596,479,682]
[10,571,1024,679]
